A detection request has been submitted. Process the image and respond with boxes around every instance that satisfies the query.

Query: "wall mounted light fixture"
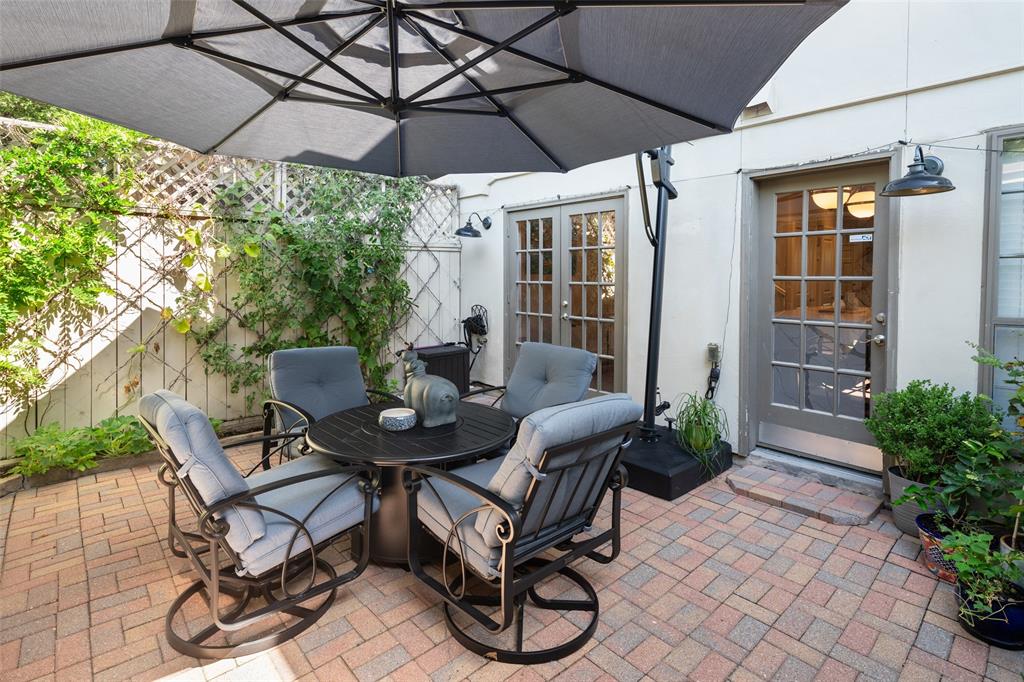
[881,145,955,197]
[455,212,492,238]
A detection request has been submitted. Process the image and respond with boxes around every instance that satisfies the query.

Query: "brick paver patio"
[2,450,1021,682]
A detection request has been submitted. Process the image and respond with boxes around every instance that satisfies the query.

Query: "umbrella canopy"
[0,0,844,177]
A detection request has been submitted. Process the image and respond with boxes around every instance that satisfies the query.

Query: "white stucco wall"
[441,0,1024,454]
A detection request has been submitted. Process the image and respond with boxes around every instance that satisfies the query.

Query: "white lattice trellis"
[0,118,461,456]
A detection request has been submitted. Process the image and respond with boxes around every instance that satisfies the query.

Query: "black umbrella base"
[622,426,733,501]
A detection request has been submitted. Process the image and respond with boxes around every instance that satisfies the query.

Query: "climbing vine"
[173,170,424,406]
[0,110,143,407]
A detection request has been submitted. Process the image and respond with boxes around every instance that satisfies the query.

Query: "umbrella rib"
[232,0,386,102]
[403,8,567,104]
[410,78,573,107]
[182,42,377,103]
[0,9,381,72]
[402,15,566,172]
[203,15,387,154]
[408,9,731,133]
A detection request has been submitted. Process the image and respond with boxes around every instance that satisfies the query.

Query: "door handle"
[561,313,569,320]
[871,334,886,346]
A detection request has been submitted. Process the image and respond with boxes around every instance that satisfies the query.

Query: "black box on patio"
[414,344,470,395]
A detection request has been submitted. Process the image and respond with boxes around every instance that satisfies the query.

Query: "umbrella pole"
[640,146,678,442]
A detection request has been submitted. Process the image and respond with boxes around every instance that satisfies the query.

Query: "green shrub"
[11,414,154,476]
[92,415,152,459]
[865,380,999,483]
[12,423,99,476]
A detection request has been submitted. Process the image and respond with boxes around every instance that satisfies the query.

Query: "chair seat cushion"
[140,390,265,554]
[238,455,374,577]
[417,458,503,579]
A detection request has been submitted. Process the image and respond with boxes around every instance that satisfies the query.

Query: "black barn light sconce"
[455,212,492,238]
[881,144,956,197]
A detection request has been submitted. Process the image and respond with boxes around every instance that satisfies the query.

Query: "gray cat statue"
[402,350,458,428]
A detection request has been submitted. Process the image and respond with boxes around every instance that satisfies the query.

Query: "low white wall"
[442,0,1024,451]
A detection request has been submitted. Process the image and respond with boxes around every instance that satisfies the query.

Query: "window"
[982,131,1024,421]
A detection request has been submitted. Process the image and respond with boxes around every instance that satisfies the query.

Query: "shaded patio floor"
[1,449,1021,682]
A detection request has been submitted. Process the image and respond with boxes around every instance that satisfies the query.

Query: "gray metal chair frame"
[140,418,379,659]
[403,422,632,664]
[261,390,398,469]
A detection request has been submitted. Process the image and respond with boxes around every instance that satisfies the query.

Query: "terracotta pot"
[888,466,934,535]
[916,513,958,584]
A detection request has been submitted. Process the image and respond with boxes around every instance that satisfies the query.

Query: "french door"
[755,165,890,472]
[505,197,626,393]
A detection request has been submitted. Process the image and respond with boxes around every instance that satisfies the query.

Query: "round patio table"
[305,399,515,565]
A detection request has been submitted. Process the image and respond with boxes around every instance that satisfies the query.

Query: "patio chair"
[139,390,378,659]
[461,342,597,420]
[262,346,397,467]
[403,393,642,663]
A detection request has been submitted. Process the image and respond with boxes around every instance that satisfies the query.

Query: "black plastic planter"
[622,428,732,501]
[955,582,1024,650]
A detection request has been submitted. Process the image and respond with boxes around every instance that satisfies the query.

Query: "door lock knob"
[871,334,886,346]
[561,313,569,320]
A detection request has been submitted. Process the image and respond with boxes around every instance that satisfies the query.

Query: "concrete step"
[726,464,883,525]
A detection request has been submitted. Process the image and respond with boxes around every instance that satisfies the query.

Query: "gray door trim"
[503,195,628,389]
[502,187,630,212]
[978,125,1024,399]
[738,151,901,468]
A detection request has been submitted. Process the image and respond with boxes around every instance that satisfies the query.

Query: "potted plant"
[898,438,1022,581]
[942,529,1024,650]
[675,392,731,480]
[1000,489,1024,589]
[865,380,999,534]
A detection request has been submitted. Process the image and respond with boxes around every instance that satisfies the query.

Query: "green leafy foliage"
[865,380,999,483]
[91,415,153,458]
[11,423,99,476]
[10,414,223,476]
[0,111,143,406]
[0,93,63,124]
[11,415,152,476]
[942,530,1024,624]
[181,170,423,408]
[675,392,728,478]
[897,438,1024,527]
[974,346,1024,433]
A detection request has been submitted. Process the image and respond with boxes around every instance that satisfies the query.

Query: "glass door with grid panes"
[755,166,889,472]
[506,198,625,393]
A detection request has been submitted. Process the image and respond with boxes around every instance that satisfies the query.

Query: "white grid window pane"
[996,138,1024,319]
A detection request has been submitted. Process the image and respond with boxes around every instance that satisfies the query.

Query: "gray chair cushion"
[501,343,597,419]
[417,458,503,579]
[139,390,265,553]
[269,346,369,422]
[239,454,375,577]
[475,393,642,547]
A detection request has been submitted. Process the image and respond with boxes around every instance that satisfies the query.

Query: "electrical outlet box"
[707,343,721,364]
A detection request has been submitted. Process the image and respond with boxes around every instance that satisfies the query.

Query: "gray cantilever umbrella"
[0,0,843,178]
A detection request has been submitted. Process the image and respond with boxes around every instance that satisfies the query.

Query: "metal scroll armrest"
[402,463,522,634]
[260,398,315,471]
